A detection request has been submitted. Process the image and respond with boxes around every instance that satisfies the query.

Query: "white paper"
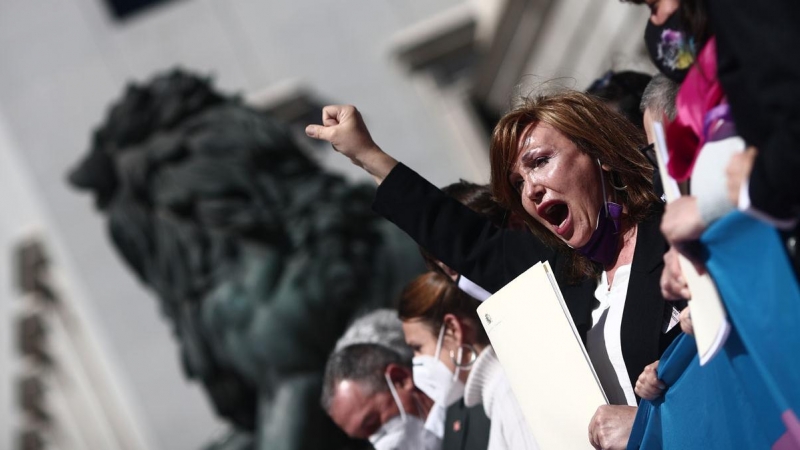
[477,261,607,450]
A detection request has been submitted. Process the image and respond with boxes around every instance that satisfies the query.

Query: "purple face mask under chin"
[577,201,623,265]
[577,160,623,265]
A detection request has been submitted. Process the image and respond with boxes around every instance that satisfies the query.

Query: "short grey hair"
[640,74,680,121]
[321,343,411,412]
[334,309,413,361]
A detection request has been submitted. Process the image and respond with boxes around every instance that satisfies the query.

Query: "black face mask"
[644,12,695,83]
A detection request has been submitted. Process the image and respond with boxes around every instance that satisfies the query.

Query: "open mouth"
[541,202,569,229]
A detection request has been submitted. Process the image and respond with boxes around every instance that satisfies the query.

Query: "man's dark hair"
[441,181,509,226]
[321,343,411,412]
[419,181,510,276]
[586,70,653,132]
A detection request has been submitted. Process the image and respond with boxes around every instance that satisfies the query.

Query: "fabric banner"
[628,212,800,449]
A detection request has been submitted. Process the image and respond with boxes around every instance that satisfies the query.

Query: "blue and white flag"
[628,212,800,449]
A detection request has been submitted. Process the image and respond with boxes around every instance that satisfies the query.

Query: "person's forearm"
[356,146,398,185]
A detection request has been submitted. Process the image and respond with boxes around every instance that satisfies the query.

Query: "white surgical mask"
[412,325,466,439]
[369,373,441,450]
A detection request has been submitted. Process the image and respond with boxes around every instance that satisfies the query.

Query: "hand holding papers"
[477,261,607,450]
[652,122,730,365]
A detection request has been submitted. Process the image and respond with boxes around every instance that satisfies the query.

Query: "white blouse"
[586,264,638,406]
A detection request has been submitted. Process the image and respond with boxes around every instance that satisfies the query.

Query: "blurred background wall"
[0,0,652,448]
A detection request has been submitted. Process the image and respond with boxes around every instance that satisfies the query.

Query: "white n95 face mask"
[369,373,441,450]
[412,325,465,439]
[412,325,466,406]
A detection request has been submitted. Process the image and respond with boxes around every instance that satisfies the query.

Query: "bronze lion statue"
[69,70,423,449]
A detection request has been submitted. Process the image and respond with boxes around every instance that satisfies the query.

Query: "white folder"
[477,261,607,450]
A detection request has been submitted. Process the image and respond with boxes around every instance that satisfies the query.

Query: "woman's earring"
[449,344,478,370]
[609,172,628,191]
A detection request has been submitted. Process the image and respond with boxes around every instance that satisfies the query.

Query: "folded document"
[477,261,607,450]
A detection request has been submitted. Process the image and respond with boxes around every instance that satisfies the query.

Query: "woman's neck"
[604,224,638,287]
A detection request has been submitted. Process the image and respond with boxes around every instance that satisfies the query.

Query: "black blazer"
[442,400,491,450]
[373,163,681,393]
[620,203,683,387]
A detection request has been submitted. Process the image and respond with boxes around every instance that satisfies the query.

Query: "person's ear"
[385,363,414,392]
[442,313,464,347]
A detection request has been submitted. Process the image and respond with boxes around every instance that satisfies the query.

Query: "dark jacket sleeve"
[373,163,596,338]
[710,0,800,219]
[373,163,556,293]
